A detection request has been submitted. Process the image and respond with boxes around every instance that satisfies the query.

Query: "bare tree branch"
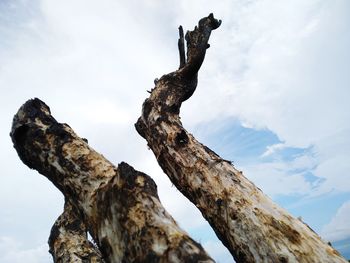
[135,14,347,263]
[11,98,214,263]
[48,200,104,262]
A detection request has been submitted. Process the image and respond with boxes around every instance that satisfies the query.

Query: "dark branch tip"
[207,13,221,30]
[178,25,186,69]
[178,25,184,37]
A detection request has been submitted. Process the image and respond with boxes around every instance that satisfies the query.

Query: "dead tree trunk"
[10,98,214,263]
[135,14,347,263]
[48,200,104,262]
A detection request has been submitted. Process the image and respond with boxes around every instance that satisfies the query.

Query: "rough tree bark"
[48,200,104,262]
[135,13,347,263]
[10,98,214,262]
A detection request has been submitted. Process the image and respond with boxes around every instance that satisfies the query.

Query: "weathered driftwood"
[48,200,104,262]
[10,98,214,263]
[136,13,347,263]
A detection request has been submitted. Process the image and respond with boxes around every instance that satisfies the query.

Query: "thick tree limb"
[11,98,214,263]
[48,200,104,262]
[135,14,347,263]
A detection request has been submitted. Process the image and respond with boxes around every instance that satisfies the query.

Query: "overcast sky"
[1,0,349,262]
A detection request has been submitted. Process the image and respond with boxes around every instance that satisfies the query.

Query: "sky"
[0,0,349,262]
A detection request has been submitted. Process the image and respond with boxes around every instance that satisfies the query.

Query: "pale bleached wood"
[136,13,347,263]
[11,98,214,263]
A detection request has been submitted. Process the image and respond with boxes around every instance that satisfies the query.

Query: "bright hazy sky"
[1,0,349,262]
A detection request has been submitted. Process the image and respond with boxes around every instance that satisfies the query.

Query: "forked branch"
[135,14,347,263]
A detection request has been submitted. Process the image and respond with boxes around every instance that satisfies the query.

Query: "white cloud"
[243,161,312,198]
[0,237,51,263]
[311,130,350,195]
[261,143,286,157]
[322,200,350,242]
[238,149,318,197]
[74,99,132,125]
[181,0,350,196]
[1,0,350,261]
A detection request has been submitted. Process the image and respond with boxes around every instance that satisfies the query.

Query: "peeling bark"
[136,14,347,263]
[48,200,104,262]
[11,98,214,263]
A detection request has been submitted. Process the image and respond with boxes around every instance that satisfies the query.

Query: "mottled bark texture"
[10,98,214,263]
[48,201,104,262]
[136,13,347,263]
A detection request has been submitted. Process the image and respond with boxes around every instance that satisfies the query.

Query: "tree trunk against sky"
[48,200,104,262]
[10,14,348,263]
[10,98,213,263]
[135,13,348,263]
